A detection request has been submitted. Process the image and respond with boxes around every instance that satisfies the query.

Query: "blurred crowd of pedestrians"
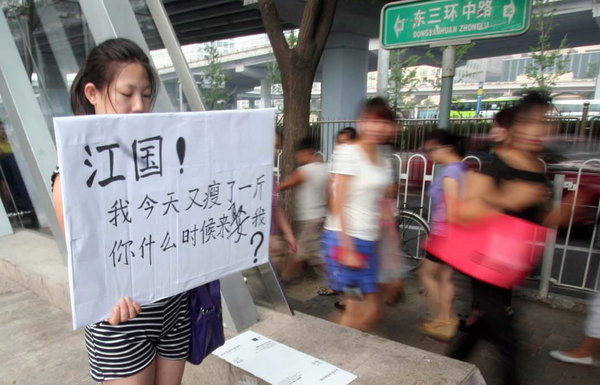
[270,93,599,385]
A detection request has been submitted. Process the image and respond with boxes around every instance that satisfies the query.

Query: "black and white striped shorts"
[84,292,191,382]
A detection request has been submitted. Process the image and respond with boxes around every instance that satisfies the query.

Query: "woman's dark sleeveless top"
[482,153,549,224]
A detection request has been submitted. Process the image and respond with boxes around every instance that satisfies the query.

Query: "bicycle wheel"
[397,210,430,272]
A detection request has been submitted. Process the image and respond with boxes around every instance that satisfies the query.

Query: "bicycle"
[397,207,430,272]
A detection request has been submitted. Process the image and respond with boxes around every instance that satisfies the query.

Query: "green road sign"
[381,0,532,49]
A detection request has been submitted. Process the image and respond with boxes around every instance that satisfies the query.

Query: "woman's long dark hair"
[70,38,158,115]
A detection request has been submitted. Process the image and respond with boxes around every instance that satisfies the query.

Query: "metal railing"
[311,117,600,161]
[551,159,600,293]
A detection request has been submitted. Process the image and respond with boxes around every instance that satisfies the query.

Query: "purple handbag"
[187,280,225,365]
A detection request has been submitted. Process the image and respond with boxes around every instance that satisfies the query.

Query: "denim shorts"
[322,230,379,295]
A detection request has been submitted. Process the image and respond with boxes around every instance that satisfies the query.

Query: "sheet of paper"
[213,331,357,385]
[54,109,275,329]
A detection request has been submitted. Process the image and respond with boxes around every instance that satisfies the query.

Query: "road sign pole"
[438,45,456,130]
[377,45,390,97]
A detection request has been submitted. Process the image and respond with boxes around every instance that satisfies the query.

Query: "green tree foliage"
[523,0,570,97]
[265,30,298,96]
[258,0,337,215]
[200,44,230,110]
[386,49,420,114]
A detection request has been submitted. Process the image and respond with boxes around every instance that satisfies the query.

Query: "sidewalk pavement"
[0,277,92,385]
[0,230,486,385]
[1,229,597,385]
[283,273,600,385]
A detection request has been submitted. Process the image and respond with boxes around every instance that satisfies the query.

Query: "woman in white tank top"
[323,98,395,331]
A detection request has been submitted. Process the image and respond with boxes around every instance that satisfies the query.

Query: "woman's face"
[423,140,446,163]
[490,123,509,144]
[85,62,153,115]
[510,107,549,153]
[337,133,351,145]
[357,115,394,145]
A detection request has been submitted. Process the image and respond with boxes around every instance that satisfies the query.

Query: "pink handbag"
[425,213,548,289]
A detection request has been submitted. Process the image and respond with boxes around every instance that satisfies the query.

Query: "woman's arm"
[453,171,549,224]
[276,202,298,254]
[278,169,304,192]
[52,174,65,233]
[331,173,363,268]
[484,179,548,212]
[442,177,460,223]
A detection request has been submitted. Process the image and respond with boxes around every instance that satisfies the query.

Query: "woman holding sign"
[53,39,193,385]
[323,97,395,331]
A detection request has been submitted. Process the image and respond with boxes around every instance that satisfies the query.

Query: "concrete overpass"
[7,0,600,118]
[148,0,600,115]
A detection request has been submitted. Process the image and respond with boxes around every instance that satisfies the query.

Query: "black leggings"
[448,278,518,385]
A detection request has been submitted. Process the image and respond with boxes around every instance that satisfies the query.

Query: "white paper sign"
[54,109,275,329]
[213,331,357,385]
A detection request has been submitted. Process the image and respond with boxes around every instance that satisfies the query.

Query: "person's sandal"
[334,301,346,311]
[550,350,596,366]
[421,318,459,342]
[317,287,338,296]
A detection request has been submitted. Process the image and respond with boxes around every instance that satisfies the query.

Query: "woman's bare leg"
[103,358,156,385]
[340,298,363,329]
[419,259,441,319]
[360,293,383,330]
[438,264,456,321]
[155,356,186,385]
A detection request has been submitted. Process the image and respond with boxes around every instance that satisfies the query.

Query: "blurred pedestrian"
[336,126,357,146]
[550,290,599,365]
[378,196,406,306]
[448,91,552,385]
[278,137,328,281]
[322,97,395,331]
[419,129,468,341]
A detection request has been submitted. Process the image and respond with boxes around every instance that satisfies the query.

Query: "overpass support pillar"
[261,79,272,108]
[321,32,369,121]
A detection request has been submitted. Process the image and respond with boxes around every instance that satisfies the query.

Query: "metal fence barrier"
[311,117,600,161]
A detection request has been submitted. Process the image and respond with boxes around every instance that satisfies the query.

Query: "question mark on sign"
[250,231,264,264]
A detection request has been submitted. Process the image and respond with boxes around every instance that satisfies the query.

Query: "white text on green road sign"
[381,0,531,49]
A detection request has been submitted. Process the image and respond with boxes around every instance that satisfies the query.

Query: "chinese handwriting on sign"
[105,174,268,268]
[84,136,184,188]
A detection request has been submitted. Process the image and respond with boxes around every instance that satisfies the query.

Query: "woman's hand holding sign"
[107,296,142,325]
